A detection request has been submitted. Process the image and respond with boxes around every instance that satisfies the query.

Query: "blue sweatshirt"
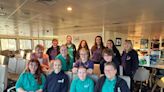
[43,71,69,92]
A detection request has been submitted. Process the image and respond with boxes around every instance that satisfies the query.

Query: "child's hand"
[72,67,78,73]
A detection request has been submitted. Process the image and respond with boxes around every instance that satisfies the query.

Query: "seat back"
[133,67,150,81]
[8,58,17,73]
[25,52,31,60]
[88,74,99,84]
[0,55,9,65]
[119,75,131,89]
[16,58,27,74]
[20,50,25,58]
[0,65,7,92]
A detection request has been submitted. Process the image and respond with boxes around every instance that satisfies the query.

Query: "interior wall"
[104,30,128,54]
[57,32,102,49]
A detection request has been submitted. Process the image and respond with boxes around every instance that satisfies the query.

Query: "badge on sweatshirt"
[126,56,131,60]
[58,79,64,83]
[84,84,89,88]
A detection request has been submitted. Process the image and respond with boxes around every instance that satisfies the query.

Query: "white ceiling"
[0,0,164,37]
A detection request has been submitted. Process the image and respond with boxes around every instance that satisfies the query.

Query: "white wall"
[57,32,102,49]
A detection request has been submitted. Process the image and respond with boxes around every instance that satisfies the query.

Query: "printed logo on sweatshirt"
[84,84,89,88]
[126,56,131,60]
[58,79,64,83]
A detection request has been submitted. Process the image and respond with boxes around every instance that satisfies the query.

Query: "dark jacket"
[46,46,60,60]
[94,76,130,92]
[43,71,69,92]
[121,49,139,77]
[113,48,121,65]
[100,58,120,74]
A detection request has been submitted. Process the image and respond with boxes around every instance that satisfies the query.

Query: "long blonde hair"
[124,40,133,52]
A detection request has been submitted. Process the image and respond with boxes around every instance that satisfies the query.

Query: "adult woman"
[76,40,90,60]
[121,40,139,91]
[106,39,121,65]
[70,66,94,92]
[16,59,46,92]
[95,62,130,92]
[66,35,76,62]
[56,44,73,71]
[121,40,139,78]
[31,44,49,72]
[91,36,105,64]
[43,59,69,92]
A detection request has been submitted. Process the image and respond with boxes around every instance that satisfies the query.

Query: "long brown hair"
[26,59,43,84]
[77,40,90,59]
[77,40,89,51]
[91,36,105,52]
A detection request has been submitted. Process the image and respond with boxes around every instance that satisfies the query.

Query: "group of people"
[15,35,139,92]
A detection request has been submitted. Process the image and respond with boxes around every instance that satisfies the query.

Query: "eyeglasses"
[80,54,88,56]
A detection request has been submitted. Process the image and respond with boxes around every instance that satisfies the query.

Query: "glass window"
[33,40,44,48]
[1,39,16,50]
[44,40,52,49]
[20,39,32,49]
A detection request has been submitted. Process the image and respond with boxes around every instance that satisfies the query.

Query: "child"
[72,48,94,74]
[43,59,69,92]
[70,66,94,92]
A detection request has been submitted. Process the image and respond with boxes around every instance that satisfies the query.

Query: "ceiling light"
[67,6,72,11]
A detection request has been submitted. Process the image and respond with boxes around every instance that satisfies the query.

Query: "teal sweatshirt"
[16,72,45,91]
[56,54,73,71]
[70,77,94,92]
[102,77,116,92]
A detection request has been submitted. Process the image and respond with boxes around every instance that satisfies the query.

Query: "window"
[20,40,32,49]
[1,39,16,50]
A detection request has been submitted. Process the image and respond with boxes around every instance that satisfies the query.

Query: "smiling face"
[78,67,87,81]
[95,37,102,45]
[124,40,133,51]
[81,41,87,48]
[35,45,44,58]
[52,39,58,47]
[79,49,88,63]
[29,62,38,74]
[104,64,117,80]
[66,35,72,44]
[103,53,113,62]
[53,59,62,74]
[60,45,68,57]
[106,40,113,49]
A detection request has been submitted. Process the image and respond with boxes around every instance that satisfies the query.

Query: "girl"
[100,48,119,74]
[43,59,69,92]
[56,44,73,71]
[16,59,46,92]
[70,66,94,92]
[72,48,94,74]
[76,40,90,60]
